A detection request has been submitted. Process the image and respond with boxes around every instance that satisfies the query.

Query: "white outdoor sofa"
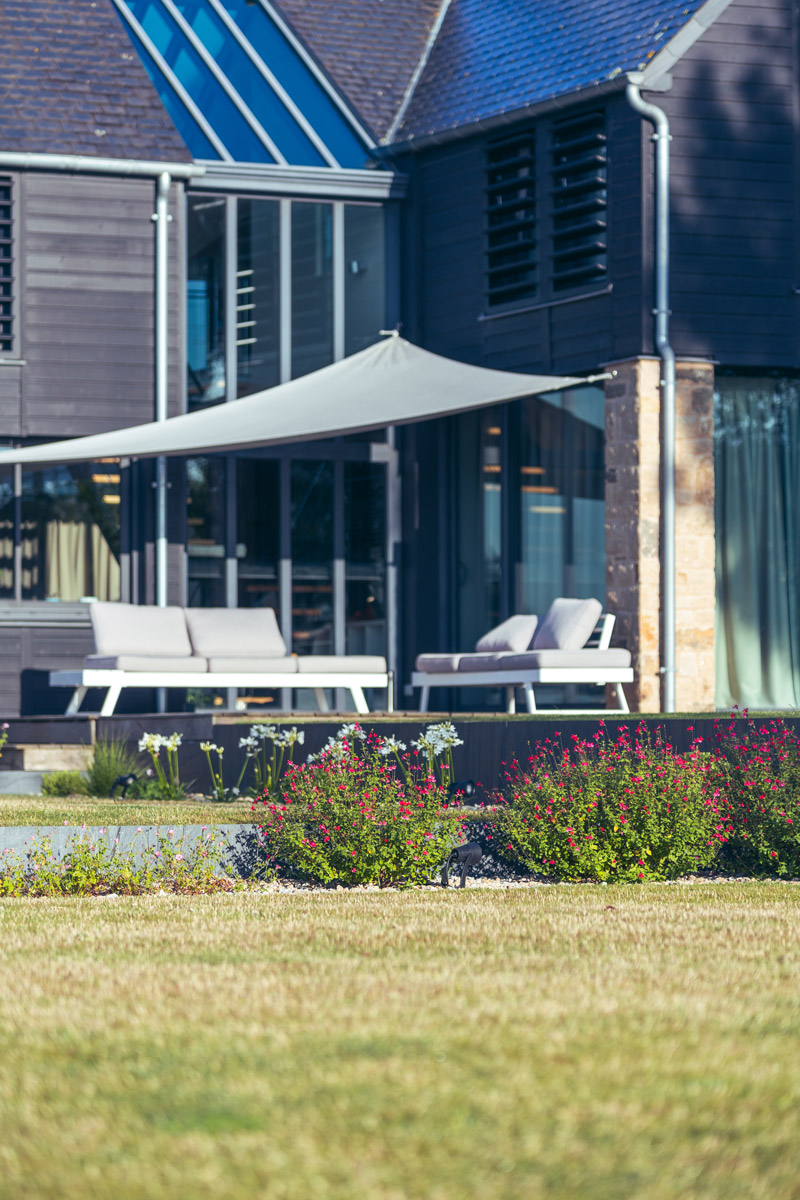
[411,598,632,713]
[49,603,392,716]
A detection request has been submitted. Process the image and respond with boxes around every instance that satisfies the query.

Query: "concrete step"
[0,771,43,794]
[1,744,91,772]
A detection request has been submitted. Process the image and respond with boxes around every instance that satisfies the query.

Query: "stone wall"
[604,357,715,711]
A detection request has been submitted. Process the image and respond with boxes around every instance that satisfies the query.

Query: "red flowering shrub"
[252,725,464,887]
[494,723,724,882]
[712,712,800,876]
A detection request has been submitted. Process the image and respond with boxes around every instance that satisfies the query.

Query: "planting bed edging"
[0,823,264,876]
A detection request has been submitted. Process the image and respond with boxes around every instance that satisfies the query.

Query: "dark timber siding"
[658,0,799,366]
[20,172,184,438]
[408,96,645,374]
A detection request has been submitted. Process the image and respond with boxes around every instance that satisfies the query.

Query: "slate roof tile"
[273,0,444,140]
[0,0,191,161]
[396,0,712,141]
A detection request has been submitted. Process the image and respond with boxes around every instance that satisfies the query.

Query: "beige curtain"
[46,521,88,601]
[90,523,120,602]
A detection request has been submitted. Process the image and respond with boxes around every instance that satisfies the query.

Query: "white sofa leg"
[313,687,330,713]
[505,685,516,714]
[419,683,430,712]
[524,683,537,713]
[614,681,630,712]
[65,685,88,716]
[100,683,122,717]
[349,685,368,715]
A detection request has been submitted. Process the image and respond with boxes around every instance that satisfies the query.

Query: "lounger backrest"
[532,597,603,651]
[475,614,538,653]
[184,606,288,658]
[90,602,194,658]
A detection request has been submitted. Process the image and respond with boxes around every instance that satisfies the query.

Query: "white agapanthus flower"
[138,732,165,754]
[378,735,407,756]
[275,727,304,747]
[164,733,183,752]
[201,741,221,753]
[336,722,366,742]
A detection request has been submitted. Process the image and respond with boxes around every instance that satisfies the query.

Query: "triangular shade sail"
[0,336,586,465]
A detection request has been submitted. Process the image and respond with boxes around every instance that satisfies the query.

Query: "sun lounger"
[411,598,632,712]
[49,603,392,715]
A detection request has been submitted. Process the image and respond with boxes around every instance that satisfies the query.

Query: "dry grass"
[1,883,799,1198]
[0,794,256,827]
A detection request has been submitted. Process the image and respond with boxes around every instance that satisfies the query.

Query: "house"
[0,0,794,715]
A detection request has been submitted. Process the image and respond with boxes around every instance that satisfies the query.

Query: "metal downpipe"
[154,172,170,611]
[626,79,676,712]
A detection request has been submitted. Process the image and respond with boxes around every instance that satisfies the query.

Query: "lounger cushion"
[206,656,298,674]
[532,597,603,651]
[90,602,194,658]
[295,655,387,673]
[475,614,538,653]
[415,654,466,673]
[501,649,632,669]
[457,653,518,672]
[84,654,208,672]
[185,607,287,657]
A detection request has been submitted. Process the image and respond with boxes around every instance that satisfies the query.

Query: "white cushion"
[90,602,193,658]
[184,607,287,658]
[84,654,208,672]
[295,655,387,673]
[415,654,465,673]
[502,649,631,669]
[475,614,538,653]
[457,652,518,672]
[206,656,298,674]
[532,598,602,651]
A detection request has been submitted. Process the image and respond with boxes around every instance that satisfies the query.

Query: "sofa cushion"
[532,598,603,651]
[90,602,194,658]
[415,654,466,673]
[295,655,387,673]
[457,653,517,672]
[185,606,287,658]
[501,649,632,670]
[475,614,538,653]
[84,654,208,673]
[206,656,298,674]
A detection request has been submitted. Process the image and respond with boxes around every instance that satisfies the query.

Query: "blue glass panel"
[121,0,274,162]
[172,0,327,166]
[124,28,220,160]
[221,0,372,168]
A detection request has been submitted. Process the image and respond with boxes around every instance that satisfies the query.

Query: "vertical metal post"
[154,172,171,608]
[154,172,171,713]
[279,457,292,710]
[626,78,676,712]
[333,457,346,710]
[333,202,345,362]
[385,426,401,711]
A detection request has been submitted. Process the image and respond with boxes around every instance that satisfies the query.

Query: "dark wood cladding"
[654,0,799,366]
[20,171,184,438]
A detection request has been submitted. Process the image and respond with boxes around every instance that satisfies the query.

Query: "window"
[550,110,608,291]
[486,129,537,307]
[0,176,13,353]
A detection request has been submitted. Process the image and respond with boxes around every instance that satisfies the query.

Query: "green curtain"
[715,376,800,708]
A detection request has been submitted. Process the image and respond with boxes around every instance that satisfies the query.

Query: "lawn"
[0,794,257,827]
[1,884,799,1199]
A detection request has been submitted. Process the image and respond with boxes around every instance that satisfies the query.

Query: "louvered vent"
[486,129,536,307]
[551,110,607,291]
[0,178,11,352]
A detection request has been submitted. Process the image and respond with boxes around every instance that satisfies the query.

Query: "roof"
[394,0,714,143]
[272,0,444,141]
[0,0,191,161]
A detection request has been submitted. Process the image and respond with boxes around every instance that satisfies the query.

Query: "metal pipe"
[154,173,171,610]
[0,151,202,178]
[626,77,676,713]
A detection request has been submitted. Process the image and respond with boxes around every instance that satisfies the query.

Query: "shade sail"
[0,335,586,465]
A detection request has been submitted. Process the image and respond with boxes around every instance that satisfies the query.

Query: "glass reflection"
[291,460,333,654]
[237,458,279,611]
[518,386,605,613]
[21,463,121,601]
[291,202,332,379]
[344,205,385,356]
[187,197,226,409]
[186,457,226,607]
[345,462,386,655]
[237,199,280,397]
